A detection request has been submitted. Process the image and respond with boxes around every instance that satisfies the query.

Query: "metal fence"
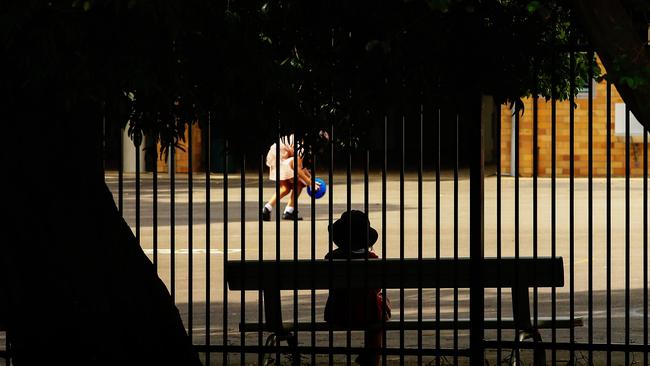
[98,57,648,364]
[2,49,645,365]
[99,51,649,366]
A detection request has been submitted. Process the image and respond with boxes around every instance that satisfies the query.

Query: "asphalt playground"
[100,170,648,365]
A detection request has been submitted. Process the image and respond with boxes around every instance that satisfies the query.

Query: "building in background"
[500,68,648,178]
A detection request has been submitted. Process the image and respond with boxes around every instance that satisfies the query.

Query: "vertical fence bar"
[532,62,539,340]
[435,107,441,366]
[293,135,300,366]
[364,147,370,364]
[606,80,612,366]
[258,153,264,366]
[382,117,388,366]
[293,136,299,366]
[347,126,353,366]
[4,333,10,366]
[223,139,229,366]
[153,143,158,272]
[171,144,176,303]
[329,28,335,366]
[569,48,576,364]
[625,106,630,366]
[514,99,521,362]
[188,122,193,340]
[587,52,594,365]
[118,128,123,215]
[328,124,335,366]
[347,38,353,365]
[417,104,423,366]
[136,139,141,247]
[496,104,502,364]
[102,114,106,180]
[364,149,369,215]
[550,59,557,365]
[399,116,405,366]
[275,129,281,365]
[469,95,485,366]
[453,113,459,366]
[205,113,211,366]
[639,133,649,344]
[240,153,246,366]
[311,149,317,366]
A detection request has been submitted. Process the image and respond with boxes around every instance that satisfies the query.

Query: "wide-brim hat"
[329,210,378,250]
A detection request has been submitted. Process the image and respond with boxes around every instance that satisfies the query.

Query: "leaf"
[259,32,272,45]
[83,0,91,11]
[426,0,451,12]
[224,9,240,23]
[526,1,541,13]
[365,40,381,51]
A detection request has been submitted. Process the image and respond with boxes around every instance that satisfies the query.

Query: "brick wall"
[500,80,648,177]
[156,124,204,173]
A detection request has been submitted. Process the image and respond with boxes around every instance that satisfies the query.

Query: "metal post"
[453,112,460,365]
[205,112,211,366]
[435,107,441,366]
[135,136,141,247]
[188,122,193,340]
[223,139,229,366]
[240,153,246,366]
[625,106,631,366]
[170,144,176,302]
[496,104,502,364]
[469,95,487,366]
[400,116,405,366]
[381,117,388,366]
[606,80,612,366]
[153,140,158,272]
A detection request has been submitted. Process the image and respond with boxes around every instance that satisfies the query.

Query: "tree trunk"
[1,103,201,365]
[570,0,650,129]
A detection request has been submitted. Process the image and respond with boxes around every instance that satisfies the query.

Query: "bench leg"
[286,334,300,366]
[264,334,277,366]
[508,344,522,366]
[528,330,545,366]
[520,329,545,366]
[263,332,299,365]
[507,329,545,366]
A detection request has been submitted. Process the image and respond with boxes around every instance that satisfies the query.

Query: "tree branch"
[570,0,650,129]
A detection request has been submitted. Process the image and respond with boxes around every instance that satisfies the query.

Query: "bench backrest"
[226,257,564,290]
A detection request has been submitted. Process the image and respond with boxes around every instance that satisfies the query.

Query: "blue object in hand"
[307,178,327,199]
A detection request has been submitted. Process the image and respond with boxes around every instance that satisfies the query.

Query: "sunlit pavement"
[105,171,648,365]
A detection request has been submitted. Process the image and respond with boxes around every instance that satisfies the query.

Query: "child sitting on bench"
[324,210,391,366]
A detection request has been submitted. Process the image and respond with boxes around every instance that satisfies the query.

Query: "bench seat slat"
[239,317,583,333]
[226,257,564,290]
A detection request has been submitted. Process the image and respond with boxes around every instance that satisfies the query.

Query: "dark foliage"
[5,0,642,154]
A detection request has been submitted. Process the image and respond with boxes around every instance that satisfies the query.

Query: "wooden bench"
[226,257,582,364]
